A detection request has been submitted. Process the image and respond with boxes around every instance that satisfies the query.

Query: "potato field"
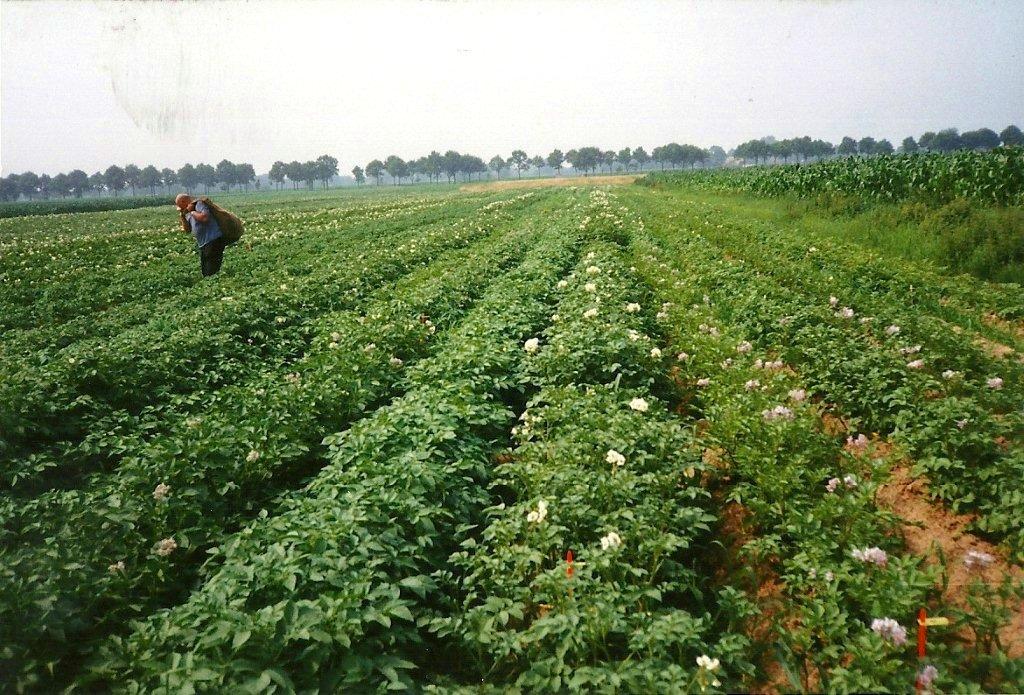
[1,179,1022,693]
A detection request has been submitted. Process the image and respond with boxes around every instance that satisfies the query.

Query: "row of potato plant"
[664,196,1024,368]
[431,204,755,691]
[629,225,1024,693]
[0,210,548,691]
[628,191,1024,559]
[0,195,452,361]
[0,191,453,336]
[0,193,539,490]
[89,219,583,692]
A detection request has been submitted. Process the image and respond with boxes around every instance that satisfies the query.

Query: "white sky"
[2,0,1022,176]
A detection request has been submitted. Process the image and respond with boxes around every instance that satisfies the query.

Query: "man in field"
[176,193,227,277]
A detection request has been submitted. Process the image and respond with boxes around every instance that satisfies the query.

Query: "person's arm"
[190,201,212,223]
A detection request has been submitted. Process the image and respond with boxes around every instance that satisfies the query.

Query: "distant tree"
[425,151,444,183]
[546,149,564,175]
[352,165,365,185]
[315,154,339,188]
[407,158,422,183]
[123,164,141,195]
[489,155,507,179]
[930,128,963,152]
[707,145,726,167]
[236,163,256,190]
[576,147,602,174]
[0,175,19,201]
[771,140,793,162]
[999,124,1023,147]
[89,171,105,196]
[616,147,633,171]
[140,165,162,194]
[67,169,89,198]
[918,131,937,152]
[384,155,408,184]
[461,154,487,181]
[366,159,385,185]
[302,161,320,188]
[441,151,462,183]
[530,155,545,174]
[857,137,877,155]
[811,139,835,160]
[633,147,650,171]
[269,161,287,190]
[734,139,770,164]
[687,145,709,168]
[412,157,429,183]
[837,137,858,156]
[104,166,126,197]
[38,174,53,200]
[874,139,894,155]
[195,163,216,193]
[215,160,237,190]
[961,128,1000,150]
[51,173,69,198]
[160,167,177,193]
[599,150,613,172]
[284,160,304,189]
[508,150,529,179]
[900,136,919,154]
[177,164,198,194]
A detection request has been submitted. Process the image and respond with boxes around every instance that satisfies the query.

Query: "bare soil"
[876,465,1024,657]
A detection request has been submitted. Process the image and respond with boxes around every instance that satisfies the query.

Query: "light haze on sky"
[2,0,1022,176]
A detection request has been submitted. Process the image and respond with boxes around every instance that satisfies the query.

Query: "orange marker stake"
[566,550,575,599]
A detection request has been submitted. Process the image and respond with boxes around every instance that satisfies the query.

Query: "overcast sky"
[2,0,1022,176]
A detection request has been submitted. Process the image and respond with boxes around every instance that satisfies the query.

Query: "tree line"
[3,124,1021,201]
[733,125,1022,165]
[0,158,330,202]
[350,144,735,186]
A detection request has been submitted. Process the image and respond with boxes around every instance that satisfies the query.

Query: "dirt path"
[460,174,639,193]
[876,465,1024,657]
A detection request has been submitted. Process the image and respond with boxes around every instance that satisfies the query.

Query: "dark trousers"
[200,238,227,277]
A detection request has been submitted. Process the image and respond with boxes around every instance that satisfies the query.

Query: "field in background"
[460,173,639,192]
[2,179,1022,693]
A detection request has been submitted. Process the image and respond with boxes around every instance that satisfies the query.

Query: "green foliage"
[0,194,171,218]
[642,148,1024,206]
[3,182,1023,693]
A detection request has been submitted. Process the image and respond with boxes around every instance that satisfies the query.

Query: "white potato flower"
[606,449,626,467]
[154,538,178,557]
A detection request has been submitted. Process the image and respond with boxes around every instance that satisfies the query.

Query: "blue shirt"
[187,200,223,247]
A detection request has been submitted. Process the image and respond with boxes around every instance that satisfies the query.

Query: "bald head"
[175,193,193,211]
